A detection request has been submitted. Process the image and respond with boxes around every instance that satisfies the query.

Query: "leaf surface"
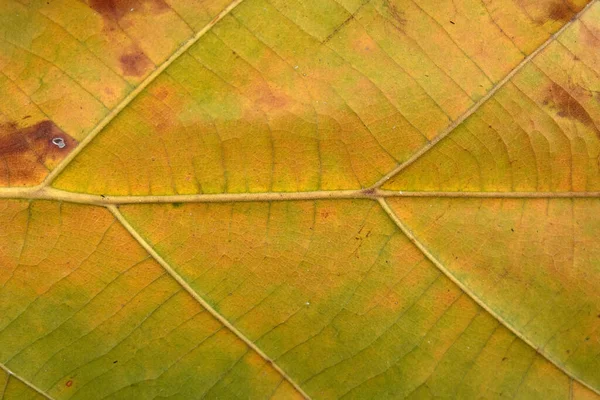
[0,0,599,399]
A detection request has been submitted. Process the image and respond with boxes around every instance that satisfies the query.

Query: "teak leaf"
[0,0,599,399]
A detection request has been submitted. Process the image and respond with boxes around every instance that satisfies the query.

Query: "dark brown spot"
[66,380,73,387]
[119,49,152,77]
[545,83,599,137]
[548,2,575,22]
[88,0,169,23]
[0,120,77,186]
[361,188,376,196]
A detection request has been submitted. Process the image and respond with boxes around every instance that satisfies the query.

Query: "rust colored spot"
[544,83,598,137]
[255,89,290,111]
[0,120,77,186]
[120,49,152,77]
[88,0,169,23]
[66,380,73,387]
[548,2,575,22]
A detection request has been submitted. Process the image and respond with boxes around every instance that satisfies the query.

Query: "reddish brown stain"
[544,83,598,137]
[119,49,152,77]
[255,90,289,111]
[88,0,169,23]
[0,120,77,186]
[548,2,575,22]
[66,380,73,387]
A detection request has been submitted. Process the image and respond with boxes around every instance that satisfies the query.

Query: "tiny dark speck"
[172,202,183,208]
[113,360,118,364]
[450,20,455,24]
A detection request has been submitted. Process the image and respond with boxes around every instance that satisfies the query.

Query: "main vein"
[370,0,598,189]
[39,0,246,189]
[108,206,311,400]
[0,187,599,205]
[377,197,600,396]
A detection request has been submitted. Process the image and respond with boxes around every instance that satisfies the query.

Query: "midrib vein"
[40,0,246,188]
[108,206,311,400]
[377,197,600,397]
[370,0,598,189]
[0,363,54,400]
[0,187,598,205]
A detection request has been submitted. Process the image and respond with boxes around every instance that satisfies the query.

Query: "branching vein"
[38,0,247,189]
[0,363,54,400]
[376,197,600,397]
[369,0,599,189]
[108,206,311,400]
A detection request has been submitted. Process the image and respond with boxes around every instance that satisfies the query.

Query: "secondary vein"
[376,197,600,396]
[369,0,599,189]
[108,205,311,400]
[39,0,247,189]
[0,363,54,400]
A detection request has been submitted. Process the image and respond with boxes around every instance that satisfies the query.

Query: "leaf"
[0,0,599,399]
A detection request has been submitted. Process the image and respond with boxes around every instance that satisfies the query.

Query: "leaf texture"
[0,0,599,399]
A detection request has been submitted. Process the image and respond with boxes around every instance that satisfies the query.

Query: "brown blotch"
[119,49,152,77]
[65,380,73,388]
[544,83,598,136]
[548,2,575,22]
[88,0,169,23]
[0,120,77,186]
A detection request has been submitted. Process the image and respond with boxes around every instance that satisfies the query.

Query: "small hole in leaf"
[52,137,66,149]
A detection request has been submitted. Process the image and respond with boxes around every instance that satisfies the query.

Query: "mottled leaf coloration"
[0,0,599,399]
